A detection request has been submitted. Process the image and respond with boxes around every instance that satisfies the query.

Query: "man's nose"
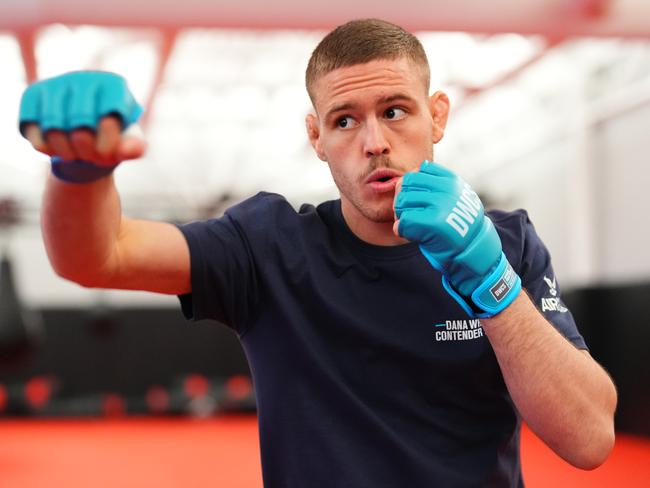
[362,118,390,157]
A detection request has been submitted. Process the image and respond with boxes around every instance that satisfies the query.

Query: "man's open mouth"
[365,169,401,193]
[365,169,401,184]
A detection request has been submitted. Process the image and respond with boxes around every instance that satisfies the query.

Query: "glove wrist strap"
[51,157,116,184]
[442,252,521,318]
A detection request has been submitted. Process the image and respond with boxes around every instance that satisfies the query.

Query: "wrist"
[51,157,117,184]
[471,252,521,315]
[442,252,522,318]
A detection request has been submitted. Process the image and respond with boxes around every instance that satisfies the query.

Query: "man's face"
[307,57,448,226]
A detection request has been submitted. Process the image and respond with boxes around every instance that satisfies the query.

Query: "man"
[20,19,616,488]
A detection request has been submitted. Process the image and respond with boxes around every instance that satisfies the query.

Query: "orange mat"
[0,417,263,488]
[0,416,648,487]
[521,424,650,486]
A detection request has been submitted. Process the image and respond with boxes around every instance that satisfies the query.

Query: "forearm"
[26,73,190,294]
[482,291,617,469]
[42,172,124,286]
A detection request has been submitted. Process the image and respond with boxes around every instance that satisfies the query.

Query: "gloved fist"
[394,161,521,318]
[19,71,144,183]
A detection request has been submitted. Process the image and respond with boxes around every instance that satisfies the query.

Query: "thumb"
[117,135,146,161]
[116,124,146,161]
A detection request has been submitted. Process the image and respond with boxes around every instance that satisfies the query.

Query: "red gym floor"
[1,416,648,487]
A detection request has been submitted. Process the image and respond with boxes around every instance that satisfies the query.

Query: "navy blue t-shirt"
[178,192,586,488]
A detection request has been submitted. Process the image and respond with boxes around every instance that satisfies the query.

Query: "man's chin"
[343,192,396,224]
[363,207,396,224]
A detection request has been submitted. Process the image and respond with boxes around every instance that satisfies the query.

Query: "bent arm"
[42,172,191,294]
[481,291,617,470]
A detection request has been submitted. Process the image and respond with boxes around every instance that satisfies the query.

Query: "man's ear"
[428,91,450,143]
[306,113,326,161]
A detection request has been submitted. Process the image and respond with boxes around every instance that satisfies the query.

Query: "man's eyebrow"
[377,93,416,105]
[324,102,356,121]
[324,93,416,121]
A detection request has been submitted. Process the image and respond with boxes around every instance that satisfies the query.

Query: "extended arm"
[22,72,191,295]
[42,172,190,294]
[482,291,616,469]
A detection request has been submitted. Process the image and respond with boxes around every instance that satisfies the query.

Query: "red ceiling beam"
[565,0,610,20]
[456,0,612,108]
[15,29,38,83]
[0,0,646,39]
[141,29,177,129]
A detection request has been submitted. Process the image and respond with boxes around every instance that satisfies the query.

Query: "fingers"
[97,76,142,127]
[69,128,99,162]
[419,160,455,178]
[19,72,146,168]
[393,176,403,220]
[394,175,403,195]
[45,130,76,161]
[116,134,146,161]
[57,115,140,167]
[401,172,438,191]
[392,219,401,238]
[23,123,52,155]
[396,207,436,242]
[394,189,436,216]
[24,117,143,166]
[393,173,439,220]
[95,116,123,166]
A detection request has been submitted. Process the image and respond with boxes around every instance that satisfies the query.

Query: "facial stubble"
[335,154,405,224]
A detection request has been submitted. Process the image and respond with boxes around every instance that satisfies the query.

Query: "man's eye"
[337,116,356,129]
[385,107,406,120]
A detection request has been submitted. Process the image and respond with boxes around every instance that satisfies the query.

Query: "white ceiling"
[0,27,552,219]
[0,0,649,225]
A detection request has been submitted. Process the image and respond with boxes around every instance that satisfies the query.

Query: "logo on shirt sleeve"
[541,275,568,313]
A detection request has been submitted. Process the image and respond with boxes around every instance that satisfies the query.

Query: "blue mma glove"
[395,161,521,318]
[19,71,143,183]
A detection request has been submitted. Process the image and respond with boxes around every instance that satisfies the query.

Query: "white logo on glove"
[445,184,482,238]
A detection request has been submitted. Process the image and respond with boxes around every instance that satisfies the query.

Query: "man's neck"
[340,199,409,247]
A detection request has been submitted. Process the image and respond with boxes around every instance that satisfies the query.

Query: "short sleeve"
[177,200,261,335]
[493,210,588,351]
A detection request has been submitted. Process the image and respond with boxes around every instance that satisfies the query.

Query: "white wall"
[598,102,650,283]
[2,227,178,308]
[442,38,650,289]
[463,99,650,288]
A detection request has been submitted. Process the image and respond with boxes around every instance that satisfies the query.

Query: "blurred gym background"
[0,0,649,486]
